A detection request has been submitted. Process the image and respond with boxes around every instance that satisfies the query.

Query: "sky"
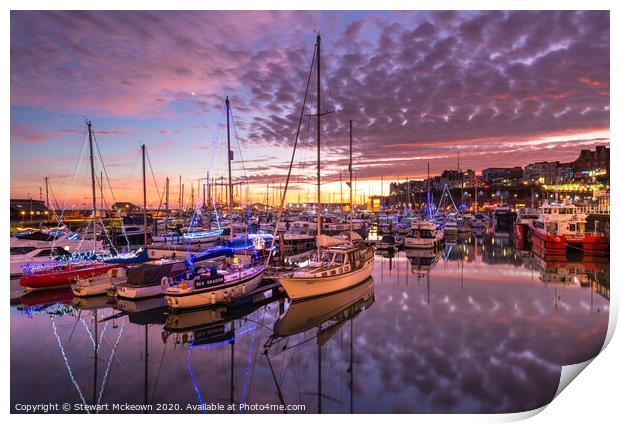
[10,10,610,208]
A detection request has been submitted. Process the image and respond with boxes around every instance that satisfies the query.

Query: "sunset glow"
[10,11,610,207]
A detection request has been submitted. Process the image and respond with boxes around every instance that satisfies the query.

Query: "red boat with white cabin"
[19,262,123,291]
[529,202,608,256]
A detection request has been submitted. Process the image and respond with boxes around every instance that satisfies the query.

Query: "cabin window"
[34,249,52,257]
[321,252,334,263]
[333,253,344,264]
[49,247,68,256]
[10,247,36,255]
[547,223,558,235]
[569,224,576,231]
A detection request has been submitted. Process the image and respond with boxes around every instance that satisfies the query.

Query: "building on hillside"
[523,161,559,184]
[481,167,523,184]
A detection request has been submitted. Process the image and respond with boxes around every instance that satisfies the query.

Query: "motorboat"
[20,261,122,291]
[10,229,104,253]
[404,220,444,249]
[10,246,71,277]
[276,243,374,301]
[115,259,188,299]
[72,267,127,297]
[530,202,608,256]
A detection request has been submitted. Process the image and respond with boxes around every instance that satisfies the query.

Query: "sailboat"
[274,35,374,301]
[164,96,264,310]
[19,121,125,291]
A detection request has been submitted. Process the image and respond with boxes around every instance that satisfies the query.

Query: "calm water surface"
[10,235,609,413]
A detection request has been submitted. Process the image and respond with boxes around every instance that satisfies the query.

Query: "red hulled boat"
[19,262,123,291]
[529,203,608,256]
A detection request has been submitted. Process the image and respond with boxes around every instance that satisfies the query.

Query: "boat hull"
[530,227,608,256]
[165,268,264,310]
[19,263,122,291]
[116,283,164,299]
[277,259,374,301]
[72,283,113,297]
[513,223,530,250]
[404,237,442,249]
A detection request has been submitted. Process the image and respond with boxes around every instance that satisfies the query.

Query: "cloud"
[10,11,610,200]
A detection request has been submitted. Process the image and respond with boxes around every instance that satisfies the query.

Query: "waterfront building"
[481,167,523,184]
[523,161,559,184]
[10,198,49,221]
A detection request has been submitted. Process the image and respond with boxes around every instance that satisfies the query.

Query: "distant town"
[11,145,610,224]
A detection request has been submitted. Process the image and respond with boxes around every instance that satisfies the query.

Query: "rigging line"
[229,104,252,233]
[145,148,163,210]
[149,333,169,405]
[247,308,267,400]
[92,129,138,247]
[264,39,317,264]
[186,346,207,413]
[56,135,89,228]
[54,126,88,219]
[96,317,126,407]
[92,128,124,209]
[51,318,90,412]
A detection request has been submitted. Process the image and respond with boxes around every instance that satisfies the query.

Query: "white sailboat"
[275,35,374,301]
[164,96,264,310]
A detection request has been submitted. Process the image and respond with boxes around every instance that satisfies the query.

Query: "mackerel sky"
[10,11,609,206]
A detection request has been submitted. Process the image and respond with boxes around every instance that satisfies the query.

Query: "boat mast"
[87,120,97,251]
[349,120,353,240]
[226,96,234,225]
[44,177,49,209]
[316,34,322,250]
[142,144,147,249]
[427,162,432,220]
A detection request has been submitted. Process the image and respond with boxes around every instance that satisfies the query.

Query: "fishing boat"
[530,202,608,256]
[277,243,374,300]
[404,220,444,249]
[273,36,375,301]
[72,267,127,297]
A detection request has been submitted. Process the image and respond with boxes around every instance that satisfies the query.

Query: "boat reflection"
[72,294,116,311]
[264,278,375,413]
[163,292,278,346]
[530,251,609,301]
[272,277,375,339]
[18,287,73,308]
[405,248,440,277]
